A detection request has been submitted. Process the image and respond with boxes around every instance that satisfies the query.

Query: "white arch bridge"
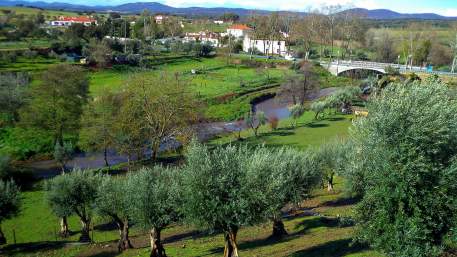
[321,60,457,77]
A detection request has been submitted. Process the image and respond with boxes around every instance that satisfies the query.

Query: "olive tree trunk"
[223,228,239,257]
[116,218,133,252]
[150,227,166,257]
[60,216,70,237]
[327,176,334,192]
[79,218,91,242]
[104,148,109,167]
[271,216,288,238]
[0,225,6,245]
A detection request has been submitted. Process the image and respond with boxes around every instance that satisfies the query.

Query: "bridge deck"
[321,61,457,77]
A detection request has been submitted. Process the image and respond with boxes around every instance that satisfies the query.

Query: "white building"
[184,31,221,47]
[154,15,167,24]
[243,36,288,56]
[49,16,97,27]
[214,20,224,24]
[227,24,252,38]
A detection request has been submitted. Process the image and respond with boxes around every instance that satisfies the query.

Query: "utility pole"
[451,33,457,73]
[124,19,127,53]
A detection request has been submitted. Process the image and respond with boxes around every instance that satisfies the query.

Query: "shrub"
[268,116,279,130]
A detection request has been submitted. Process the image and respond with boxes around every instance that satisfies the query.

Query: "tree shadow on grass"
[93,222,118,232]
[207,233,299,256]
[292,216,340,235]
[326,117,346,122]
[84,251,119,257]
[289,239,371,257]
[261,130,295,137]
[320,197,360,208]
[0,241,71,255]
[305,123,329,128]
[164,230,213,244]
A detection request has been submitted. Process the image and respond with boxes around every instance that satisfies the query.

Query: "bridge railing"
[320,60,457,76]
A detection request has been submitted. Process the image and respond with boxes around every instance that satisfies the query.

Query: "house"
[154,15,167,24]
[49,16,97,27]
[243,36,288,56]
[214,20,224,24]
[227,24,251,38]
[184,31,221,47]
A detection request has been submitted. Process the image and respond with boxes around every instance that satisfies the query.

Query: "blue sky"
[17,0,457,16]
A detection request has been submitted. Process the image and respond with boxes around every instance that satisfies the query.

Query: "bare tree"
[278,62,317,105]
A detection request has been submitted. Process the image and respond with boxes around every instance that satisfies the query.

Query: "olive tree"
[45,170,101,242]
[288,104,305,127]
[244,111,266,137]
[313,139,349,192]
[182,143,270,257]
[53,141,75,173]
[96,176,133,252]
[126,167,181,257]
[252,147,321,238]
[349,80,457,256]
[0,180,20,245]
[310,101,326,120]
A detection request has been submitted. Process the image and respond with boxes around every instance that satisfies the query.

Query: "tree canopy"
[19,64,89,146]
[126,167,181,257]
[45,170,101,242]
[0,180,20,245]
[349,80,457,256]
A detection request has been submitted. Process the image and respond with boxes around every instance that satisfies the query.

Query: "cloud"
[440,8,457,16]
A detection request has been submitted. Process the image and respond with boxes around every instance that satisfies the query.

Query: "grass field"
[0,6,79,17]
[212,112,353,149]
[0,39,53,51]
[89,56,293,121]
[370,27,456,46]
[0,56,62,72]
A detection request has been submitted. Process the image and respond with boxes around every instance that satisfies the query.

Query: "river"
[20,87,338,178]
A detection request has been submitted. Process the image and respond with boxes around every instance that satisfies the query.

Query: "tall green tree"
[79,91,119,167]
[96,176,133,252]
[126,167,181,257]
[0,72,29,126]
[0,180,20,245]
[120,73,197,160]
[349,80,457,256]
[45,170,101,242]
[182,143,271,257]
[20,64,89,147]
[82,39,112,68]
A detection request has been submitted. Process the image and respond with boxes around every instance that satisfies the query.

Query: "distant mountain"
[343,8,456,20]
[0,0,456,20]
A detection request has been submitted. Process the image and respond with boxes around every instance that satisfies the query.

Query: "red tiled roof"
[228,24,251,30]
[59,16,96,22]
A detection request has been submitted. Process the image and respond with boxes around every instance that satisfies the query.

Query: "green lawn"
[212,112,353,149]
[89,56,293,121]
[0,57,62,72]
[0,6,79,17]
[0,39,52,51]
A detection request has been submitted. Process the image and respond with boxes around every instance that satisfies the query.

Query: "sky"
[18,0,457,16]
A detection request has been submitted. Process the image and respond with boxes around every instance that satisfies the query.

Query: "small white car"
[285,54,296,61]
